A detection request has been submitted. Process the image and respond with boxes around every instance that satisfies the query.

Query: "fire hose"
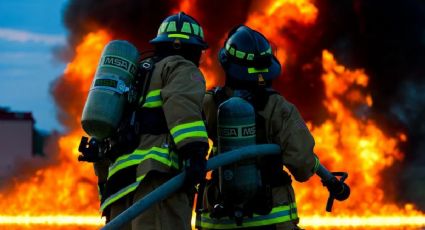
[101,144,350,230]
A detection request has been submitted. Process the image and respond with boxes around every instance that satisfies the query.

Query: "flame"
[0,31,111,227]
[246,0,318,65]
[293,51,413,218]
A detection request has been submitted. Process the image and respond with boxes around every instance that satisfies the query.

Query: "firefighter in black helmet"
[92,12,209,230]
[195,25,319,230]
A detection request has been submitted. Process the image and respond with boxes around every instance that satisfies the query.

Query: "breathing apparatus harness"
[198,86,292,226]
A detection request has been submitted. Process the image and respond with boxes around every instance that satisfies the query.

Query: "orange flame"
[0,31,111,228]
[293,51,419,219]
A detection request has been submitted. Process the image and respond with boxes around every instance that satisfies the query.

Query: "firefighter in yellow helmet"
[195,25,320,230]
[82,12,210,230]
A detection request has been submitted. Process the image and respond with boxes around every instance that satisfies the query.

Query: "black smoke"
[58,0,425,210]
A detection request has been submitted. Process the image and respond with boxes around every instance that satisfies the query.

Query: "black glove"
[78,136,110,162]
[179,142,209,191]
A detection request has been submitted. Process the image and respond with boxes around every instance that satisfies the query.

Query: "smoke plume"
[55,0,425,210]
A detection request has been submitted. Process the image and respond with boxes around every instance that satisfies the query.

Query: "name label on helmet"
[101,55,137,76]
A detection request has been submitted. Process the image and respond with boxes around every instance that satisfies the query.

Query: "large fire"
[1,0,425,229]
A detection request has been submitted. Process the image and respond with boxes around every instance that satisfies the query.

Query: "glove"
[78,136,109,162]
[179,142,209,191]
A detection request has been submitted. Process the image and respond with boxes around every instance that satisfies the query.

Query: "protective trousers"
[109,171,192,230]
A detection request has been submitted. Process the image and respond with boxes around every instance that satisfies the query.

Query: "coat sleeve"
[267,95,319,182]
[202,93,218,144]
[160,56,209,150]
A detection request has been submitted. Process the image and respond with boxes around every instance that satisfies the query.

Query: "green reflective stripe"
[168,33,190,39]
[267,47,272,54]
[100,180,140,211]
[198,203,297,229]
[247,53,255,60]
[159,22,168,34]
[100,175,149,211]
[97,185,102,201]
[170,120,207,145]
[181,22,192,33]
[170,120,205,134]
[235,50,245,59]
[200,27,204,38]
[143,101,163,108]
[192,23,200,35]
[142,89,162,108]
[137,174,146,182]
[248,67,269,74]
[146,89,161,97]
[174,131,208,144]
[108,159,141,179]
[229,47,236,56]
[166,21,177,32]
[313,156,320,173]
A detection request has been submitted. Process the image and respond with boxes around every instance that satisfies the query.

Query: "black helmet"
[150,12,208,49]
[219,25,281,83]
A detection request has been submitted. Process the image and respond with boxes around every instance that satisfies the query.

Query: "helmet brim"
[219,48,281,81]
[150,35,208,49]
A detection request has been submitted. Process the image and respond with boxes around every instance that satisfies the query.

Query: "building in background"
[0,108,43,185]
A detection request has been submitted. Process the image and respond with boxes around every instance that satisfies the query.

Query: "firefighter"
[84,12,210,230]
[195,25,320,230]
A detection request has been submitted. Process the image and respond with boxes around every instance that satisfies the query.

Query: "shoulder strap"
[136,58,155,107]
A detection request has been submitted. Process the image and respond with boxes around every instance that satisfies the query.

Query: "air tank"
[217,97,261,209]
[81,40,139,140]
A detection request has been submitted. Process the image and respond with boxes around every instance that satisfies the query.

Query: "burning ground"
[1,0,424,228]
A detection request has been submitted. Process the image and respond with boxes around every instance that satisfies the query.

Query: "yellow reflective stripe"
[168,33,190,39]
[170,120,208,144]
[108,159,141,179]
[97,185,102,201]
[137,174,146,182]
[170,120,205,134]
[100,181,140,211]
[100,174,151,211]
[108,147,171,179]
[143,101,162,108]
[174,131,208,144]
[198,203,297,229]
[146,89,161,97]
[142,89,162,108]
[248,67,269,74]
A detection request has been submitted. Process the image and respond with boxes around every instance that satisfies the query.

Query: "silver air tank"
[217,97,261,212]
[81,40,139,140]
